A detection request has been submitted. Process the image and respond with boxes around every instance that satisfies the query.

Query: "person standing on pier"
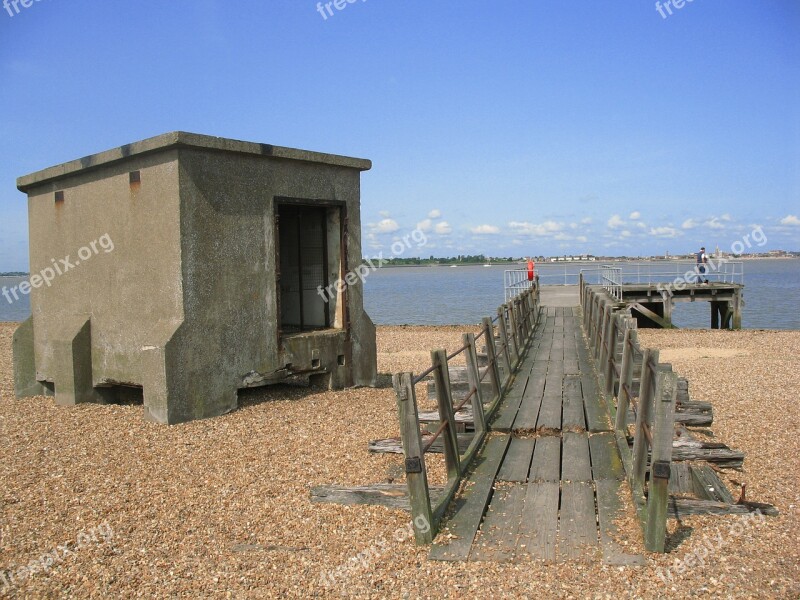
[696,246,709,284]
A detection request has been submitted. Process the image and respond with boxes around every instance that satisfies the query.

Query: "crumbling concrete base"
[50,316,106,406]
[12,317,53,398]
[141,320,238,425]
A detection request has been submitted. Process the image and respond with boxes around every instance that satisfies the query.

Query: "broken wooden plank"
[557,481,600,561]
[470,483,527,562]
[418,408,473,425]
[691,464,735,504]
[671,445,745,468]
[668,462,695,495]
[427,380,494,403]
[667,497,778,518]
[625,407,713,427]
[561,432,592,482]
[429,435,512,561]
[310,484,445,510]
[496,437,536,482]
[517,481,560,561]
[368,433,474,455]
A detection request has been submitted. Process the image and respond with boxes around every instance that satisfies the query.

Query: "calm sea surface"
[363,259,800,329]
[2,259,798,329]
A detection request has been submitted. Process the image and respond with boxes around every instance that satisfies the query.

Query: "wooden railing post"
[496,308,514,385]
[520,295,530,339]
[596,303,610,362]
[604,312,622,397]
[482,317,503,400]
[432,349,461,479]
[392,372,434,544]
[513,298,523,347]
[614,319,638,432]
[592,296,603,358]
[600,304,617,372]
[501,306,520,368]
[632,349,659,501]
[524,293,533,338]
[463,333,487,436]
[645,368,677,552]
[509,301,522,360]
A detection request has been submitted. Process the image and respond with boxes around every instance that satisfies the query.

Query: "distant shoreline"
[1,255,796,276]
[373,256,799,268]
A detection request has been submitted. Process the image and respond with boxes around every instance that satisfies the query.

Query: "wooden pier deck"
[429,298,645,565]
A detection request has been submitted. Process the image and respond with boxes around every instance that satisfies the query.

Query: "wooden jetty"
[311,280,776,566]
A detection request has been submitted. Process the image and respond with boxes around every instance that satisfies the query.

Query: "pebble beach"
[0,322,798,598]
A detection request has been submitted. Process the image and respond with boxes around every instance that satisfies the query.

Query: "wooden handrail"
[392,284,541,544]
[581,284,677,552]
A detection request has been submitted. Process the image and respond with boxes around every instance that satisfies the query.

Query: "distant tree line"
[370,255,526,266]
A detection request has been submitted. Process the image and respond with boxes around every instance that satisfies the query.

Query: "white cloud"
[780,215,800,226]
[470,224,500,235]
[373,219,399,233]
[434,221,452,234]
[706,217,726,230]
[378,210,391,218]
[508,220,564,236]
[682,218,698,229]
[629,211,641,220]
[580,217,592,225]
[620,230,632,238]
[721,213,732,221]
[428,209,441,219]
[636,222,647,229]
[607,215,625,229]
[649,226,679,238]
[416,218,432,232]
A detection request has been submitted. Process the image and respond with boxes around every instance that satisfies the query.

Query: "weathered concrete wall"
[24,151,184,402]
[15,132,378,424]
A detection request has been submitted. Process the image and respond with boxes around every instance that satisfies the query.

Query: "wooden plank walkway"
[430,305,645,565]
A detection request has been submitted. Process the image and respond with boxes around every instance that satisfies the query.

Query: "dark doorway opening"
[277,204,330,333]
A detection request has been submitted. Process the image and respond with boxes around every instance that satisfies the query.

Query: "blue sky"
[0,0,798,269]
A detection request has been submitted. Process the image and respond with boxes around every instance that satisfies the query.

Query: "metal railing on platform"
[600,265,622,301]
[579,260,744,286]
[503,270,537,302]
[392,284,541,544]
[509,260,744,291]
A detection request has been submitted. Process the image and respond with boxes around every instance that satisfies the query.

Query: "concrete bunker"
[12,132,378,424]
